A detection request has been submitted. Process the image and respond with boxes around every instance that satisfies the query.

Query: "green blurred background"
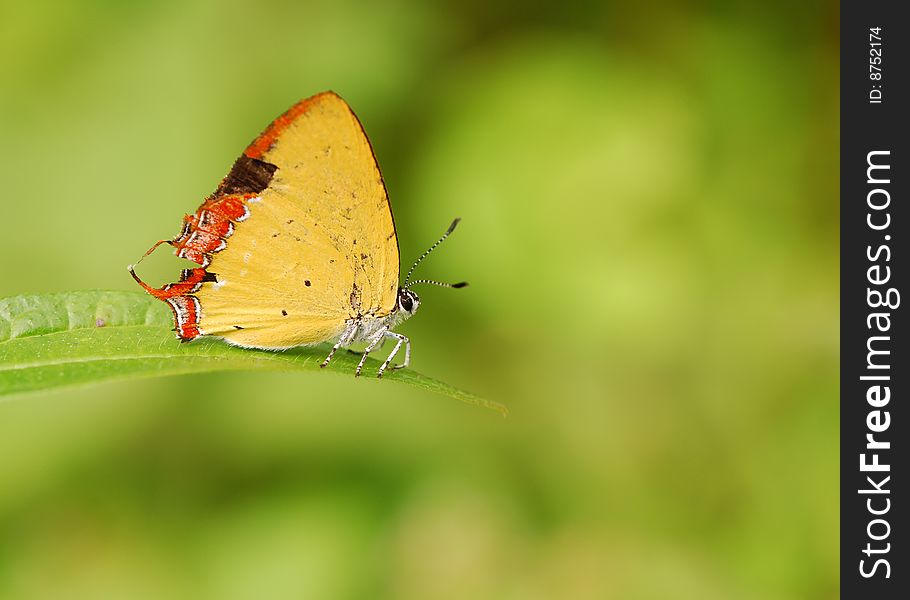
[0,0,838,598]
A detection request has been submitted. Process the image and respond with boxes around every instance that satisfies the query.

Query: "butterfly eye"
[398,289,418,313]
[399,294,413,312]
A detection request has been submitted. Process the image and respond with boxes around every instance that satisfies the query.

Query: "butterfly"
[129,91,465,377]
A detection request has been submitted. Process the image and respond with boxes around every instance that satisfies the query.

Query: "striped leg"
[321,322,358,368]
[347,337,386,355]
[390,334,411,370]
[355,327,389,377]
[377,332,409,378]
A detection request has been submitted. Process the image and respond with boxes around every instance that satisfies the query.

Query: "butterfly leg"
[346,337,386,356]
[389,335,411,371]
[377,332,409,378]
[355,327,389,377]
[321,322,359,369]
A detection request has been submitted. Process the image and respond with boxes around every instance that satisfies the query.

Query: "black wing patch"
[215,154,278,196]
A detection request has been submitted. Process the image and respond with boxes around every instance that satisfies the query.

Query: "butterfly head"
[397,288,420,316]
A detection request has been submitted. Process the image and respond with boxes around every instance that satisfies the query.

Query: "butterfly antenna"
[403,218,466,288]
[406,278,468,289]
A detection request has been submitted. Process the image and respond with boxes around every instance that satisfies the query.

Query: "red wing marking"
[166,295,202,340]
[170,194,253,267]
[130,192,256,341]
[243,93,325,159]
[196,209,234,238]
[129,266,212,341]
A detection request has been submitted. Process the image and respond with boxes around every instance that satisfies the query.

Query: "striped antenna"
[406,279,468,289]
[403,218,466,288]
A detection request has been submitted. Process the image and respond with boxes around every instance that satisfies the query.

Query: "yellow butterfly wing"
[192,92,400,349]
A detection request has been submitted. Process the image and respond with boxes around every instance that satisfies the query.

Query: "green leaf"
[0,291,506,415]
